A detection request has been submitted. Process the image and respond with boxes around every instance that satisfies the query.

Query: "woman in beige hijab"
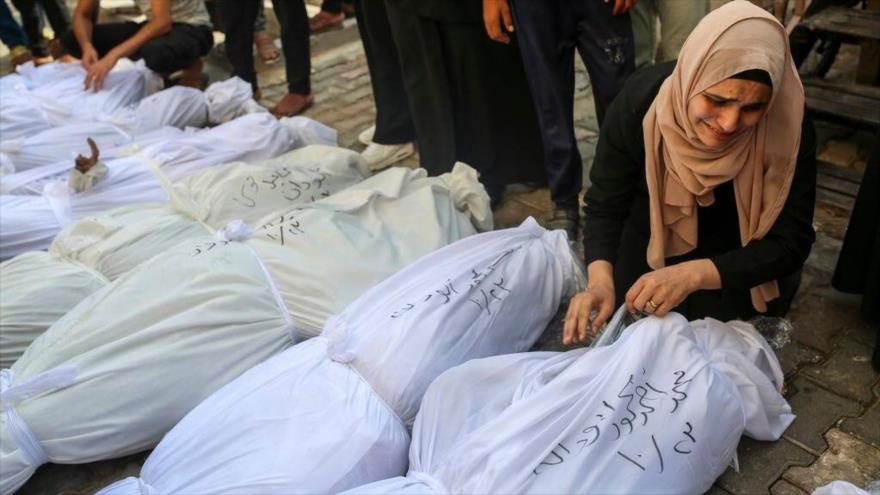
[564,0,816,344]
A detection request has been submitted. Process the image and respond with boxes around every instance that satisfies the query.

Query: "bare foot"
[270,92,314,117]
[254,31,280,64]
[309,11,344,34]
[180,58,206,89]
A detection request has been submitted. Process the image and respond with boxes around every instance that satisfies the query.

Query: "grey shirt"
[135,0,211,27]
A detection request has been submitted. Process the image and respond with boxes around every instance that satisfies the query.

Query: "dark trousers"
[321,0,354,14]
[355,0,415,144]
[511,0,635,208]
[9,0,70,56]
[384,1,545,187]
[0,1,28,48]
[61,22,213,75]
[220,0,310,94]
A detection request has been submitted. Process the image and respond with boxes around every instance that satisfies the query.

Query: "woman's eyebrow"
[702,91,769,105]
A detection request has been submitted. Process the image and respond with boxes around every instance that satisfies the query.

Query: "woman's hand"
[563,260,615,345]
[625,259,721,316]
[80,44,99,70]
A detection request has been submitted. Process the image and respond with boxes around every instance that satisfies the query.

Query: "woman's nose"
[716,107,742,133]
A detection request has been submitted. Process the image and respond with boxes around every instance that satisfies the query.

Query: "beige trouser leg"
[655,0,710,63]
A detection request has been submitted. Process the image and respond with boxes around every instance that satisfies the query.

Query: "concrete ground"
[4,1,878,493]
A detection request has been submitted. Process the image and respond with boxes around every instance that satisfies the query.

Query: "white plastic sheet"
[0,146,369,368]
[0,164,489,494]
[98,218,579,495]
[0,113,298,259]
[345,314,795,495]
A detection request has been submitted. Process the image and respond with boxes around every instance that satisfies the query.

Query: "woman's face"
[687,78,772,150]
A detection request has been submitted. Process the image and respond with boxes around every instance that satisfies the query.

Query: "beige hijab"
[643,0,805,312]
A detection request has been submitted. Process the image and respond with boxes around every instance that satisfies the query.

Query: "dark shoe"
[309,11,345,34]
[271,92,314,117]
[342,2,356,17]
[546,206,580,244]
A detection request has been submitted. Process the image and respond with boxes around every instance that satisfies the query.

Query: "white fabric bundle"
[0,164,490,495]
[346,314,795,495]
[0,86,208,175]
[814,481,878,495]
[204,76,268,124]
[0,112,299,259]
[0,60,160,142]
[0,146,369,368]
[97,218,579,495]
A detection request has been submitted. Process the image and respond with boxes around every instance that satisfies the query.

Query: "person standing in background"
[352,0,416,171]
[0,0,33,67]
[384,0,546,208]
[9,0,71,62]
[630,0,708,68]
[484,0,636,240]
[220,0,312,116]
[63,0,214,91]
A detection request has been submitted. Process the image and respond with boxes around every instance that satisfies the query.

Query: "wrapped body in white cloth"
[0,60,161,142]
[97,218,580,495]
[344,312,795,495]
[0,146,367,369]
[0,113,336,258]
[0,164,491,495]
[0,77,267,177]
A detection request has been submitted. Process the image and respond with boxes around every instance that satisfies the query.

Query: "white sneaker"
[361,142,415,171]
[358,125,375,146]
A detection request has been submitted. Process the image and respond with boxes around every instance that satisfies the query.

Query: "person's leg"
[37,0,71,39]
[139,23,214,75]
[271,0,312,115]
[630,0,656,69]
[384,0,456,175]
[654,0,706,63]
[572,0,635,125]
[253,1,279,64]
[254,0,267,32]
[10,0,47,56]
[220,0,260,93]
[355,0,415,145]
[321,0,343,14]
[510,0,580,210]
[0,0,29,48]
[60,21,140,58]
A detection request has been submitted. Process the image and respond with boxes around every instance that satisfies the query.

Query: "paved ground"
[4,2,879,493]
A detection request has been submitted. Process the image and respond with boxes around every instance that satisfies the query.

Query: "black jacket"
[582,61,817,320]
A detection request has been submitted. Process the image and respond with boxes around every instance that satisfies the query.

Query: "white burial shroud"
[97,218,579,495]
[344,314,795,495]
[0,86,209,175]
[0,145,366,369]
[0,112,310,259]
[0,60,161,143]
[0,163,491,495]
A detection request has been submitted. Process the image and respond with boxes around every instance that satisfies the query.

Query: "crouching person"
[62,0,214,91]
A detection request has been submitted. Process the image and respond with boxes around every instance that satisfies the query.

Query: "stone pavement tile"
[717,438,815,495]
[493,195,548,230]
[705,484,733,495]
[783,377,861,453]
[805,233,843,276]
[787,284,860,354]
[783,429,880,492]
[509,188,554,214]
[18,451,149,495]
[839,398,880,447]
[771,479,809,495]
[802,335,878,404]
[777,342,825,379]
